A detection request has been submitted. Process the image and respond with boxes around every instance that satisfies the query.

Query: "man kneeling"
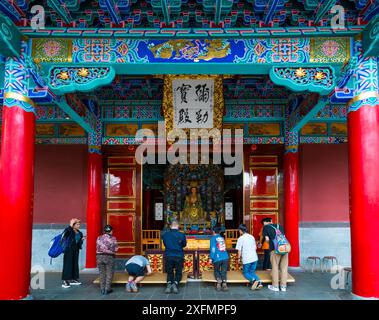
[125,255,152,293]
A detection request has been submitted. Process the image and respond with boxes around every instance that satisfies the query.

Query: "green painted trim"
[0,13,21,57]
[19,27,364,39]
[269,65,337,95]
[292,97,329,132]
[100,99,287,105]
[362,15,379,58]
[55,97,94,133]
[48,65,116,94]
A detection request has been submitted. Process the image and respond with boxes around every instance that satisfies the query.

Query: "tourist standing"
[209,226,229,291]
[259,218,272,270]
[236,224,263,290]
[162,220,187,294]
[125,255,152,293]
[96,225,118,295]
[263,221,289,292]
[61,218,84,288]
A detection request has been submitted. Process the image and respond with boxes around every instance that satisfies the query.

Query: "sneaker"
[70,280,82,285]
[216,280,222,291]
[268,285,280,292]
[62,281,71,289]
[280,286,287,292]
[172,282,179,294]
[131,282,138,293]
[256,281,263,290]
[222,281,228,292]
[165,282,173,294]
[126,282,132,292]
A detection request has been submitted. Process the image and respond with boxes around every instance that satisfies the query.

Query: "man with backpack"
[263,219,290,292]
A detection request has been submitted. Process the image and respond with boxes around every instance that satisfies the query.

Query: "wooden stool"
[322,256,338,273]
[343,267,352,289]
[306,256,321,272]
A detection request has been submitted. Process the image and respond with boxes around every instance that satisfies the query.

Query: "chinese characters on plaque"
[172,79,214,129]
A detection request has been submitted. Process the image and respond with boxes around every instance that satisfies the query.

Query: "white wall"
[299,226,351,269]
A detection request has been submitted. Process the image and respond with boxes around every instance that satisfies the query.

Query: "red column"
[284,150,300,267]
[0,106,36,299]
[85,152,102,268]
[348,105,379,298]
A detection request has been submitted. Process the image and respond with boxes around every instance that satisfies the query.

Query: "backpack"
[48,231,70,258]
[269,224,291,255]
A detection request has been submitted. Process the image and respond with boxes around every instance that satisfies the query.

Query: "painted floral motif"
[43,40,63,57]
[73,39,148,63]
[183,254,194,274]
[310,37,349,63]
[199,253,213,274]
[147,254,163,273]
[234,38,310,64]
[32,39,72,63]
[321,40,340,57]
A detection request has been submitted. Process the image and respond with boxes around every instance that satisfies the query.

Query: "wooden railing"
[142,230,161,252]
[225,229,239,249]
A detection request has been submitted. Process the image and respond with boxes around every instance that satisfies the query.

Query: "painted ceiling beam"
[99,0,122,25]
[215,0,223,25]
[264,0,286,25]
[160,0,171,26]
[18,26,364,38]
[146,78,153,99]
[313,0,338,24]
[0,0,26,22]
[359,0,379,21]
[47,0,73,25]
[233,77,241,98]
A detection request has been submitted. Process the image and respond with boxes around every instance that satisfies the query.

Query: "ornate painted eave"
[48,66,116,94]
[0,13,21,57]
[18,26,365,39]
[269,66,336,95]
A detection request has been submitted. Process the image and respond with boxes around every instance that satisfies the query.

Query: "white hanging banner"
[155,203,163,221]
[172,78,214,129]
[225,202,233,221]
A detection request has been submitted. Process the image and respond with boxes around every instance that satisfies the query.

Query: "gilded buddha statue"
[181,184,206,225]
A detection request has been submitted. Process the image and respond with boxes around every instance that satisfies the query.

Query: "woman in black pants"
[61,218,84,288]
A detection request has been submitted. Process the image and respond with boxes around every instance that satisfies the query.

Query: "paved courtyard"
[30,269,354,300]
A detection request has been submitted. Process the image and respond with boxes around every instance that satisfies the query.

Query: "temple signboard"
[163,75,224,133]
[173,78,214,129]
